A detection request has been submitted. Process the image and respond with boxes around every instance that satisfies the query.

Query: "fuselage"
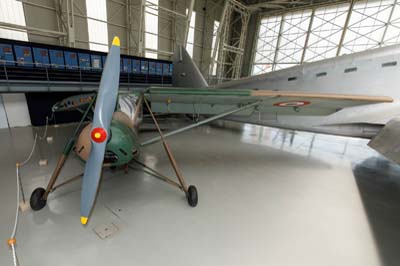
[214,45,400,138]
[75,111,140,166]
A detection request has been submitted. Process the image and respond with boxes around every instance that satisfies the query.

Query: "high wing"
[145,87,393,117]
[140,87,393,146]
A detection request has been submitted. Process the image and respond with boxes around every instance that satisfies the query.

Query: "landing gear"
[187,185,198,207]
[29,152,69,212]
[143,97,199,207]
[29,97,96,212]
[30,187,47,210]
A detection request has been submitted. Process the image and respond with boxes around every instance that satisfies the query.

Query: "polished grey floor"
[0,119,399,266]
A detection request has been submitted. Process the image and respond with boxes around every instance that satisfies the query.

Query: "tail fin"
[172,46,208,88]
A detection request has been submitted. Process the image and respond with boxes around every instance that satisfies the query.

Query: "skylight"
[85,0,109,52]
[145,0,158,59]
[0,0,28,41]
[186,11,196,57]
[211,20,220,76]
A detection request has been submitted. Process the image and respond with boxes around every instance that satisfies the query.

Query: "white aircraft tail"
[172,46,208,88]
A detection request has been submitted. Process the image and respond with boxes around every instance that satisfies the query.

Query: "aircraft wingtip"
[112,36,120,47]
[80,216,88,225]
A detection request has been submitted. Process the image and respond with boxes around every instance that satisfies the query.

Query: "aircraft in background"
[30,36,397,225]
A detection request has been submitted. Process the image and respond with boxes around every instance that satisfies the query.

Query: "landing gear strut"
[29,96,96,211]
[143,97,198,207]
[29,152,70,211]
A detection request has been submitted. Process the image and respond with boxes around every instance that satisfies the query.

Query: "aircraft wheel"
[187,185,198,207]
[30,187,47,211]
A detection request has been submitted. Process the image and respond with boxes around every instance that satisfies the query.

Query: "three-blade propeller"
[80,37,120,225]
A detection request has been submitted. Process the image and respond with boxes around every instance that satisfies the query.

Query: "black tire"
[187,185,198,207]
[30,187,47,211]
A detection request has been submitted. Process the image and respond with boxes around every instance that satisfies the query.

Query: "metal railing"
[0,60,172,92]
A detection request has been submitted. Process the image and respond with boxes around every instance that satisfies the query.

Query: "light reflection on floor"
[239,123,379,164]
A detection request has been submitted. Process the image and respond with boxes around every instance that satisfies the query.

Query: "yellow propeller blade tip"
[112,36,120,47]
[80,216,88,225]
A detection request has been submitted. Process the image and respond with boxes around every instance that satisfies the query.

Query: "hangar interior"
[1,0,400,265]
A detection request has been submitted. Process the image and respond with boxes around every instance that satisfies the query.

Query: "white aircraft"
[151,45,400,164]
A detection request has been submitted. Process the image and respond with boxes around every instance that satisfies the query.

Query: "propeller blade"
[80,36,120,225]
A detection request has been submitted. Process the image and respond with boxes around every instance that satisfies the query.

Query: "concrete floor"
[0,119,399,266]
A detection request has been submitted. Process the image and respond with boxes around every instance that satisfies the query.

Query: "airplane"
[29,36,398,225]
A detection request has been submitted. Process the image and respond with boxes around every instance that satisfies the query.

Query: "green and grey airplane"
[30,36,398,225]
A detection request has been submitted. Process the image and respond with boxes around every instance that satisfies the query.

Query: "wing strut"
[142,97,202,206]
[140,100,261,147]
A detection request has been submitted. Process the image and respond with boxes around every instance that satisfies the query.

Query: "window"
[252,11,312,74]
[304,4,349,62]
[382,0,400,45]
[382,61,397,67]
[0,0,28,41]
[145,0,158,59]
[252,0,400,75]
[186,11,196,58]
[344,67,357,73]
[86,0,109,52]
[275,10,312,71]
[340,0,394,55]
[211,20,220,75]
[252,16,281,75]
